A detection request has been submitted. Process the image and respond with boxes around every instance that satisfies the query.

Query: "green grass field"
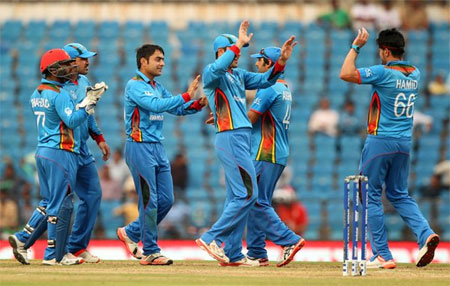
[1,260,449,286]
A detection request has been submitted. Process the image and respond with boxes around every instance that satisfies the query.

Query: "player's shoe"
[8,234,30,265]
[366,255,396,269]
[42,253,84,266]
[277,238,306,267]
[195,238,229,263]
[73,249,100,263]
[416,234,440,267]
[246,255,269,267]
[140,253,173,266]
[219,256,261,267]
[117,227,143,259]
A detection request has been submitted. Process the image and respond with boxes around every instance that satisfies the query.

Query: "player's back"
[30,80,80,153]
[251,79,292,165]
[360,61,420,138]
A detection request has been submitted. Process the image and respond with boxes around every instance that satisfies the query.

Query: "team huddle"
[8,20,439,268]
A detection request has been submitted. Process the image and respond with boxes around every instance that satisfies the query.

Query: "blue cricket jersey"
[64,75,104,164]
[250,78,292,166]
[124,70,202,143]
[30,79,89,153]
[357,60,420,138]
[202,46,285,133]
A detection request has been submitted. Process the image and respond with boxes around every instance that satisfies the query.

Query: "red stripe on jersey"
[59,122,75,152]
[214,88,233,132]
[367,92,381,135]
[256,111,276,163]
[130,107,142,142]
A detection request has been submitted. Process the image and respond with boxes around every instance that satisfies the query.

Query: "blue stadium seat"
[100,200,124,239]
[1,20,22,43]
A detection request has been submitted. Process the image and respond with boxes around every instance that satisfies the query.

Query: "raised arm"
[340,27,369,83]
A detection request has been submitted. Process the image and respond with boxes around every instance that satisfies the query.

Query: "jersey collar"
[386,60,409,66]
[135,69,157,87]
[41,78,64,87]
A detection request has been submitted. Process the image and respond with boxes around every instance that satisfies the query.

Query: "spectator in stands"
[107,149,130,185]
[158,195,191,239]
[434,160,450,188]
[114,179,139,225]
[351,0,378,30]
[170,152,188,200]
[272,186,308,236]
[0,162,30,207]
[317,0,351,29]
[420,174,447,199]
[308,97,339,137]
[339,100,361,136]
[99,165,123,201]
[402,0,428,30]
[413,110,433,134]
[376,0,401,31]
[0,189,19,234]
[428,72,449,96]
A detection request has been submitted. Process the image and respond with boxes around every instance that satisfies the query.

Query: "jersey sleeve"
[241,62,285,90]
[250,88,276,114]
[54,91,89,129]
[88,115,105,144]
[202,47,239,88]
[357,65,386,85]
[128,81,188,113]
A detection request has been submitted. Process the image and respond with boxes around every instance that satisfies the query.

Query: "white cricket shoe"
[366,256,396,269]
[8,234,30,265]
[73,249,100,263]
[195,238,229,263]
[219,256,263,267]
[117,227,143,259]
[42,253,84,266]
[416,234,440,267]
[277,238,306,267]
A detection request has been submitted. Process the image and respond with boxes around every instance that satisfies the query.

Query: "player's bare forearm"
[339,49,360,83]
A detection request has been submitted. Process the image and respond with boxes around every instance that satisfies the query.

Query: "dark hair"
[136,44,164,69]
[262,57,274,67]
[376,28,405,57]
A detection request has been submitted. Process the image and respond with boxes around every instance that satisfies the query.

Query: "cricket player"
[9,49,103,265]
[63,43,110,263]
[195,20,297,266]
[116,44,206,265]
[245,47,305,267]
[339,28,439,269]
[8,44,109,265]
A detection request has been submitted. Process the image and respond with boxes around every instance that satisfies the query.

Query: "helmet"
[40,49,74,74]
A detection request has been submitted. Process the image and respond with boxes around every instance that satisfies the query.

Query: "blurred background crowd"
[0,0,449,242]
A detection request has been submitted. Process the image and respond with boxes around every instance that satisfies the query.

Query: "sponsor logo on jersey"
[144,91,153,96]
[364,68,372,78]
[282,91,292,101]
[253,98,261,105]
[149,115,164,121]
[65,107,72,116]
[233,95,246,104]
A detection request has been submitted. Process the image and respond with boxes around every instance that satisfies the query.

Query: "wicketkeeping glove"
[86,82,108,101]
[76,96,97,115]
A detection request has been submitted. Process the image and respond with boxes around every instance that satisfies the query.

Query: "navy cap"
[213,34,249,53]
[251,47,281,63]
[63,43,97,59]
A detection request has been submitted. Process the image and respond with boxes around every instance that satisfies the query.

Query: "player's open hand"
[187,75,201,97]
[237,20,253,48]
[278,36,297,65]
[353,27,369,48]
[98,141,110,161]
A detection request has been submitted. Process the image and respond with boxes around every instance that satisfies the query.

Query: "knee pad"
[24,206,48,249]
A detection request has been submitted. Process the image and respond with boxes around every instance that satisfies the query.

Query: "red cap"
[40,49,74,73]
